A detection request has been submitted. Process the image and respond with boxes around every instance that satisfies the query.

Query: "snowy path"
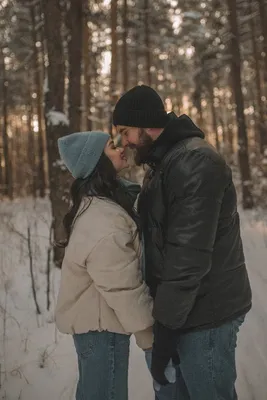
[234,212,267,400]
[0,200,267,399]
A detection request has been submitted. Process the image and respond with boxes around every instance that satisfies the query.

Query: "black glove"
[151,321,180,386]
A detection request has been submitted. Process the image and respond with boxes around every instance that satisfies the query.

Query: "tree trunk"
[0,150,3,194]
[38,0,49,189]
[110,0,118,135]
[144,0,151,86]
[14,125,22,197]
[1,49,12,199]
[193,85,204,130]
[227,0,254,209]
[207,81,220,151]
[218,92,232,163]
[257,0,267,84]
[27,72,37,197]
[29,3,46,197]
[67,0,83,132]
[83,1,92,131]
[43,0,71,267]
[122,0,128,91]
[249,0,267,153]
[134,9,141,85]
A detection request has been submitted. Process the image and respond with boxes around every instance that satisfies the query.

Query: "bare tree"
[83,0,92,131]
[257,0,267,85]
[122,0,129,91]
[110,0,118,134]
[0,48,12,199]
[27,85,37,197]
[43,0,70,267]
[249,0,267,153]
[67,0,83,132]
[144,0,151,86]
[29,2,46,197]
[207,78,220,151]
[226,0,254,209]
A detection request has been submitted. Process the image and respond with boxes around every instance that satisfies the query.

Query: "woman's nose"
[117,147,124,154]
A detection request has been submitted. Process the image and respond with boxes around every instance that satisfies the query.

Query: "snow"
[183,11,202,20]
[43,76,49,95]
[47,111,69,127]
[1,198,267,399]
[52,159,67,171]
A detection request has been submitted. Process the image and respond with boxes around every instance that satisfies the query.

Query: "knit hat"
[113,85,169,128]
[58,131,110,179]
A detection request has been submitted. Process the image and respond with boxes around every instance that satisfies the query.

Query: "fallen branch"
[46,220,53,311]
[27,226,41,315]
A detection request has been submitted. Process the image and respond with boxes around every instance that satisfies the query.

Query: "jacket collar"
[144,113,205,168]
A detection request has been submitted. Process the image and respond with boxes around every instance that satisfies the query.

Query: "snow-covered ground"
[0,198,267,400]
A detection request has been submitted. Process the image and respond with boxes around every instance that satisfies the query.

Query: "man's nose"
[121,135,129,148]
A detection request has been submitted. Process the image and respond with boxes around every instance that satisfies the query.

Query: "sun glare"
[101,51,111,75]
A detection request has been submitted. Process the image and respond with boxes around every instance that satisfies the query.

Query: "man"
[113,85,252,400]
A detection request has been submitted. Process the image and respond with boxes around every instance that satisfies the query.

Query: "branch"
[27,226,41,315]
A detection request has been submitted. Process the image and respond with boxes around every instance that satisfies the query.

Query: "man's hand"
[151,322,180,385]
[151,349,171,386]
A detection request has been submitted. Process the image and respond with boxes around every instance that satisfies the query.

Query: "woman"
[55,131,154,400]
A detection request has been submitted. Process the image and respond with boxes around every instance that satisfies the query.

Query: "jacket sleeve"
[86,224,154,344]
[153,150,228,329]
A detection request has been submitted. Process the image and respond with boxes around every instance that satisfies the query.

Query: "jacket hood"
[145,112,205,166]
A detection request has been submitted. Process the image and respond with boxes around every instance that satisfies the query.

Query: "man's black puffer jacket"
[138,113,252,331]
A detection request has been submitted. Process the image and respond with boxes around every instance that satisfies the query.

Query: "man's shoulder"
[162,138,231,190]
[165,137,225,170]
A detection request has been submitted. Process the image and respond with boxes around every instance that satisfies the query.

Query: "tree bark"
[144,0,151,86]
[227,0,254,209]
[43,0,70,267]
[67,0,83,132]
[122,0,128,91]
[29,3,46,197]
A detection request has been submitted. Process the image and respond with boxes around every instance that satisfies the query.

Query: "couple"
[55,85,252,400]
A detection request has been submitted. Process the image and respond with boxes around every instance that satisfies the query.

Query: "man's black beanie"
[113,85,169,128]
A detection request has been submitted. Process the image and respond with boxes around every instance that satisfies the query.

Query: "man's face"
[116,125,154,165]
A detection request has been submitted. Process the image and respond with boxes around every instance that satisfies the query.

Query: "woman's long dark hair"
[58,153,139,248]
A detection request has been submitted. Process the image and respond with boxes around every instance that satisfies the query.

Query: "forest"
[0,0,267,264]
[1,2,267,399]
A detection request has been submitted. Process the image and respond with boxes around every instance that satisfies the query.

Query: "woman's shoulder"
[78,197,136,234]
[65,197,139,261]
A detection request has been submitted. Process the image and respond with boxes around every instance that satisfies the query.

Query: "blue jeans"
[73,331,130,400]
[146,316,245,400]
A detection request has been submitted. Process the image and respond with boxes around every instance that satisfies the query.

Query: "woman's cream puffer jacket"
[55,197,154,349]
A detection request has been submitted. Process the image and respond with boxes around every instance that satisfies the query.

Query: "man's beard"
[129,128,154,166]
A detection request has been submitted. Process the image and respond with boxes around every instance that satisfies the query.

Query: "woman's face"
[104,138,129,172]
